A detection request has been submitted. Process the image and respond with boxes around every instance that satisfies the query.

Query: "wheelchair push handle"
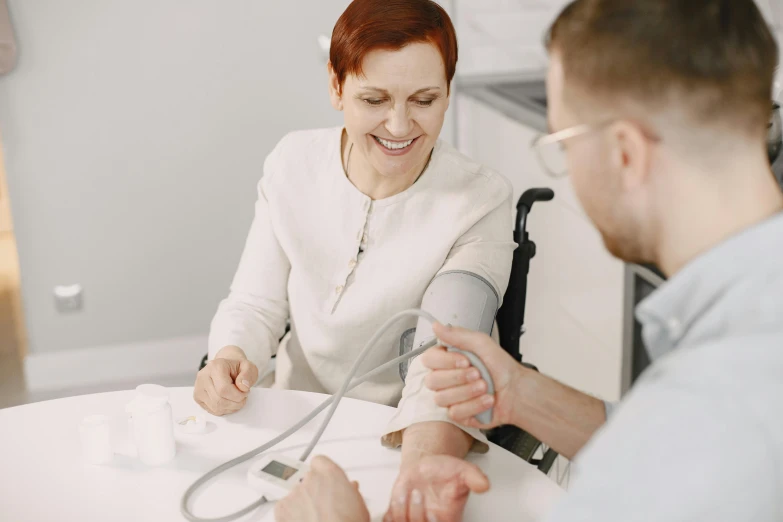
[517,188,554,213]
[516,188,554,240]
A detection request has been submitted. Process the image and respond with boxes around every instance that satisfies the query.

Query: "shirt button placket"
[332,198,370,313]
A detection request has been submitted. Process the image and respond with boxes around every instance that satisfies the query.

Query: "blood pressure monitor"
[246,453,309,500]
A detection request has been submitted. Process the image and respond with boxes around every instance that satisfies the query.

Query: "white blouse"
[208,127,515,448]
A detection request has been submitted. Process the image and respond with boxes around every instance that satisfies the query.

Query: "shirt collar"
[636,211,783,359]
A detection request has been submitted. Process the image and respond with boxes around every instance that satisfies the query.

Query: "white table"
[0,387,563,521]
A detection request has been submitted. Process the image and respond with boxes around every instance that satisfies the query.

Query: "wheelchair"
[490,188,557,473]
[199,188,557,473]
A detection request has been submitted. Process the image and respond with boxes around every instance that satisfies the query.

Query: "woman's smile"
[371,135,421,156]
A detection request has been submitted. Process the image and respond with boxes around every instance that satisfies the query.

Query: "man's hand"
[384,455,489,522]
[424,323,607,460]
[275,455,370,522]
[193,345,258,416]
[421,323,526,429]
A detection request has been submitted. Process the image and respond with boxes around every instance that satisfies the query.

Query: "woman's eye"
[414,99,434,107]
[363,99,385,106]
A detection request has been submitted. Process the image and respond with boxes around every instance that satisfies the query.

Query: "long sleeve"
[207,145,291,381]
[543,368,778,522]
[381,185,516,450]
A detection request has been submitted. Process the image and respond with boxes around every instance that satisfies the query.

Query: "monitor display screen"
[262,460,298,481]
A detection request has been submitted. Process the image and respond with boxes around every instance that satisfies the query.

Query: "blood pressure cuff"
[399,271,499,381]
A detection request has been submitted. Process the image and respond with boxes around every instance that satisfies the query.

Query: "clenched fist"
[193,346,258,416]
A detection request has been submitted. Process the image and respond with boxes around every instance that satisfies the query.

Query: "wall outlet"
[54,284,83,313]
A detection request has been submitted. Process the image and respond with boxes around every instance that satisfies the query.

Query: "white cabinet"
[453,0,570,77]
[456,95,625,401]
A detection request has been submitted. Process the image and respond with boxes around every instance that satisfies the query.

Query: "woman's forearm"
[400,421,474,468]
[510,368,607,460]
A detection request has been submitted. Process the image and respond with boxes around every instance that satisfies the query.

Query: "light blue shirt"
[546,212,783,522]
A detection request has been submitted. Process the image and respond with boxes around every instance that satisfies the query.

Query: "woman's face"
[329,42,450,179]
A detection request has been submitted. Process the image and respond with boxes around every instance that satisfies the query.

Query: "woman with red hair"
[197,2,512,520]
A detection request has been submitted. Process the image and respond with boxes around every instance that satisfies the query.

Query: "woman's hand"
[421,323,525,429]
[193,346,258,416]
[384,455,489,522]
[275,455,370,522]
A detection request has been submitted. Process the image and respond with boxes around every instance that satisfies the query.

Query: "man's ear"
[327,62,344,111]
[607,121,652,191]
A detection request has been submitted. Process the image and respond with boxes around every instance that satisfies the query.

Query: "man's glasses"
[532,120,660,178]
[531,122,613,179]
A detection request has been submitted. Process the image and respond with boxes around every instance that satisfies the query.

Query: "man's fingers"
[433,380,487,408]
[454,416,482,429]
[310,455,330,472]
[432,323,494,359]
[310,455,336,471]
[447,395,495,424]
[274,495,295,522]
[310,455,348,480]
[420,346,469,370]
[236,359,259,392]
[425,368,481,391]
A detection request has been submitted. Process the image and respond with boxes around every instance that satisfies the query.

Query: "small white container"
[79,414,113,465]
[126,384,176,466]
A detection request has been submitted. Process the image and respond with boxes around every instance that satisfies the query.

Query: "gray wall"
[0,1,349,353]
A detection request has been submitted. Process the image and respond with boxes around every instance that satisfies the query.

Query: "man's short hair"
[547,0,778,136]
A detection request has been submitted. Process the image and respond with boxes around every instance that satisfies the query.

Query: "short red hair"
[330,0,458,92]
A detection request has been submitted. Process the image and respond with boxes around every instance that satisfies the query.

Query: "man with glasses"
[276,1,783,521]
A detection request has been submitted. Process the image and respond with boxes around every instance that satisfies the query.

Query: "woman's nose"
[385,104,413,138]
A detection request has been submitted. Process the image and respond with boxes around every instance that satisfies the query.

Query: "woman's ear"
[327,62,344,111]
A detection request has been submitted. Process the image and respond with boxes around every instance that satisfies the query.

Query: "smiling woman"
[196,1,517,521]
[327,0,457,199]
[331,41,448,199]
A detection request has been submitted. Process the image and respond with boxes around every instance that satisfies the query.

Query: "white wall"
[0,1,350,354]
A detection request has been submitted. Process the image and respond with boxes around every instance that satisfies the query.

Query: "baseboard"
[23,335,208,393]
